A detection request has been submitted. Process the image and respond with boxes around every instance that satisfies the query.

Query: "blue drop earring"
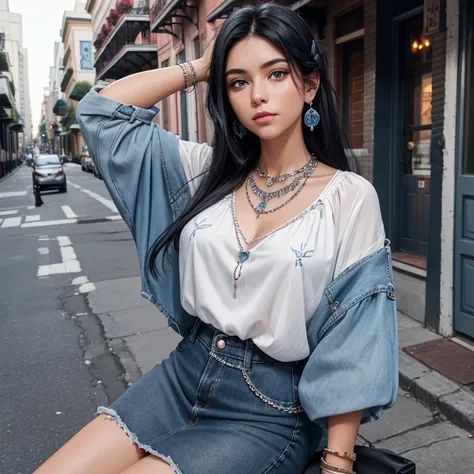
[233,119,246,139]
[304,100,320,131]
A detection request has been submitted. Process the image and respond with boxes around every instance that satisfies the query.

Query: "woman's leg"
[34,415,145,474]
[120,456,177,474]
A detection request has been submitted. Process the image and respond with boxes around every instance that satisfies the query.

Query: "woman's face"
[225,35,317,141]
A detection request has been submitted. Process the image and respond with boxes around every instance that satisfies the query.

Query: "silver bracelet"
[177,63,189,91]
[186,60,198,92]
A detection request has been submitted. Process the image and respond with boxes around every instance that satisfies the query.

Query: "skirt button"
[217,339,226,349]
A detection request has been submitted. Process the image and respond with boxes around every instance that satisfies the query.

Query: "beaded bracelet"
[177,62,189,91]
[186,60,198,92]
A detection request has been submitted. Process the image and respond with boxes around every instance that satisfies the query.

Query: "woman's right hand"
[195,35,216,83]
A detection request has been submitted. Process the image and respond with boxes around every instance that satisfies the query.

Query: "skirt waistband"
[187,319,306,371]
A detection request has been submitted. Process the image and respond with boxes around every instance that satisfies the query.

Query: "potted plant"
[117,1,133,15]
[108,9,118,26]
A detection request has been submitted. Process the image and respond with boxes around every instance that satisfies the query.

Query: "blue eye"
[271,70,289,80]
[231,79,247,88]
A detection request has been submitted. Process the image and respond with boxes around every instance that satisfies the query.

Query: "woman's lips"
[254,114,276,124]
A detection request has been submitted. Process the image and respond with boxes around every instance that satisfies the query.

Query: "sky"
[10,0,76,130]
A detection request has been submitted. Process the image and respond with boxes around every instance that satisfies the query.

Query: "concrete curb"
[0,163,24,184]
[399,350,474,432]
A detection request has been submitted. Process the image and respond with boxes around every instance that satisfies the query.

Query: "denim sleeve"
[76,88,190,245]
[299,291,399,428]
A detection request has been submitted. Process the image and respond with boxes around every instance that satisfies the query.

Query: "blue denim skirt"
[97,320,314,473]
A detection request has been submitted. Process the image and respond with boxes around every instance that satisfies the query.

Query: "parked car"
[32,154,67,193]
[81,151,93,172]
[91,156,102,179]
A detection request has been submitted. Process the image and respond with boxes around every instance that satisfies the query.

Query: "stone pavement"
[87,275,474,472]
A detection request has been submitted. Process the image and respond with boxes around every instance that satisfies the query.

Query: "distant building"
[0,0,31,177]
[58,0,95,161]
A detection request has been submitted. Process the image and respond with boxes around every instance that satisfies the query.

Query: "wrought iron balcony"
[150,0,197,38]
[95,35,158,82]
[94,4,151,64]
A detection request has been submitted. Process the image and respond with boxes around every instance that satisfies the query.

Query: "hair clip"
[311,39,320,62]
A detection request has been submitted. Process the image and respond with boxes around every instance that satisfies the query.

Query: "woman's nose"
[251,80,268,105]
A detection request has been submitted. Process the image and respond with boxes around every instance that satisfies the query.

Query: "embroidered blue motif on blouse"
[189,217,212,240]
[291,242,314,267]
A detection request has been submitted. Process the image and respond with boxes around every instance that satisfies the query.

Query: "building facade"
[86,0,158,85]
[83,0,474,343]
[58,0,95,161]
[0,0,31,178]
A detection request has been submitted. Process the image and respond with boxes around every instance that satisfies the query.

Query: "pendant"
[266,178,274,187]
[255,200,267,213]
[239,249,250,263]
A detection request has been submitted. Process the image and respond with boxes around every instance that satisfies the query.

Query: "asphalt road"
[0,163,138,473]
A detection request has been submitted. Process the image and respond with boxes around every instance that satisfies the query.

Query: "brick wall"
[363,0,376,180]
[350,49,364,148]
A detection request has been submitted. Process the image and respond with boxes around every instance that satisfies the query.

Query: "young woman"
[36,4,398,474]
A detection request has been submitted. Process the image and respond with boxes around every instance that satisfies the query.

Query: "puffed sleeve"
[76,88,210,257]
[299,290,398,427]
[298,174,398,429]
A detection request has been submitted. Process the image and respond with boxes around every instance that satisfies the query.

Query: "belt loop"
[244,339,253,370]
[189,318,201,343]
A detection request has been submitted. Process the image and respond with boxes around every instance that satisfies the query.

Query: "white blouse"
[178,140,386,362]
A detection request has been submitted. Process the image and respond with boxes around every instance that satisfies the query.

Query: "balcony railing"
[94,5,150,55]
[95,35,157,81]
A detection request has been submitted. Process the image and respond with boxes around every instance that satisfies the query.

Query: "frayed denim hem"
[96,406,183,474]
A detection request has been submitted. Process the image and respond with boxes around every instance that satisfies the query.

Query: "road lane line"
[68,180,118,213]
[0,210,18,216]
[22,218,77,228]
[1,217,22,228]
[25,215,41,222]
[0,191,27,198]
[37,235,81,277]
[61,205,77,218]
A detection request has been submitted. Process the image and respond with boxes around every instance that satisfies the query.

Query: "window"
[336,6,364,39]
[463,4,474,175]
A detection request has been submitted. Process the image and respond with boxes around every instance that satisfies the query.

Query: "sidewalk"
[87,275,474,434]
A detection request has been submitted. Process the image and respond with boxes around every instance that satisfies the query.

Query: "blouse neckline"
[234,169,343,252]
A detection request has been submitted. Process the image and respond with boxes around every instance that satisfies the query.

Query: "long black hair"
[147,2,356,277]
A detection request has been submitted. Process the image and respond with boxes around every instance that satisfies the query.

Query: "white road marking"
[27,205,35,210]
[106,215,123,221]
[79,282,96,293]
[72,276,88,285]
[0,210,18,216]
[1,217,22,228]
[57,236,72,246]
[71,275,95,294]
[37,236,82,277]
[0,191,27,198]
[25,215,41,222]
[0,219,2,226]
[61,205,77,219]
[22,218,77,228]
[37,247,49,255]
[68,181,118,213]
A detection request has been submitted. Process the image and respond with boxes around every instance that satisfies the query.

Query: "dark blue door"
[455,1,474,338]
[398,14,432,257]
